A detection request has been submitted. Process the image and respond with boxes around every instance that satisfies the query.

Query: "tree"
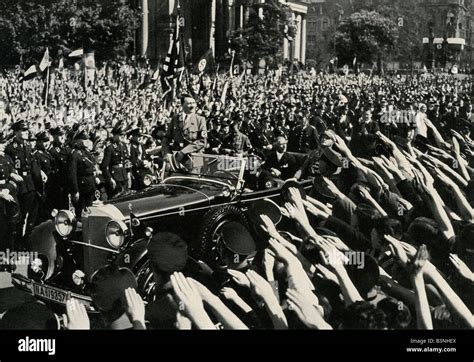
[351,0,425,65]
[0,0,139,68]
[229,0,294,72]
[334,10,398,72]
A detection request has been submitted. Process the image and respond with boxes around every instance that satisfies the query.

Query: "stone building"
[301,0,473,70]
[137,0,308,65]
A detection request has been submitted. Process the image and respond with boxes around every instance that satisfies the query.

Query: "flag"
[139,64,160,90]
[22,65,37,81]
[39,49,51,72]
[160,17,185,99]
[195,49,215,75]
[84,52,96,87]
[353,56,357,67]
[69,48,84,58]
[220,79,230,105]
[151,65,160,81]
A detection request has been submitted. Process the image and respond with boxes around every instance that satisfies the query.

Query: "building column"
[140,0,149,57]
[300,14,306,63]
[294,14,302,61]
[283,38,289,59]
[229,0,235,32]
[210,0,216,55]
[169,0,175,43]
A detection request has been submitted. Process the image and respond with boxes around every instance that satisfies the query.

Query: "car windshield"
[169,153,248,182]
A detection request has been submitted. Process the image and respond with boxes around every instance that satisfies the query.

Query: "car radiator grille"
[82,216,115,280]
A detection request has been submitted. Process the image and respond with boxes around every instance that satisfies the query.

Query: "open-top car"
[10,153,312,311]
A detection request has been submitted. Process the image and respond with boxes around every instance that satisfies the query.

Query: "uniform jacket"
[223,132,252,155]
[69,149,97,195]
[49,144,71,188]
[101,141,129,183]
[289,125,320,154]
[162,113,207,155]
[0,154,19,220]
[5,140,40,195]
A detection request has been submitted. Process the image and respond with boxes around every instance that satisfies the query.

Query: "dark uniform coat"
[101,142,129,184]
[69,149,97,196]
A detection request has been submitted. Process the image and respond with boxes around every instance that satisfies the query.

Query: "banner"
[39,49,51,72]
[84,52,96,87]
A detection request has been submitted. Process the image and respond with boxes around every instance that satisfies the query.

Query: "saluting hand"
[63,299,90,330]
[125,287,145,326]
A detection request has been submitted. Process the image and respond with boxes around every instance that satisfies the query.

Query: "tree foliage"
[0,0,139,67]
[230,0,294,70]
[334,10,398,66]
[351,0,426,63]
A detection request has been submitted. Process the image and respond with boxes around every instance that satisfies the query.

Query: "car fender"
[27,220,58,280]
[115,238,149,272]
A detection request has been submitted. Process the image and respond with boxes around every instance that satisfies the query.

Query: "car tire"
[195,205,249,265]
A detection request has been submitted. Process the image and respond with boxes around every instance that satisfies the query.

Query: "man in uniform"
[162,94,207,173]
[288,112,320,154]
[0,133,20,253]
[101,123,130,198]
[49,127,72,210]
[206,118,224,154]
[5,120,42,249]
[69,131,98,216]
[129,126,150,190]
[221,121,253,156]
[33,131,53,222]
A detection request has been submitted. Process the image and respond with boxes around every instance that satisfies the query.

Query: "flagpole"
[177,3,191,97]
[229,50,236,78]
[45,66,50,107]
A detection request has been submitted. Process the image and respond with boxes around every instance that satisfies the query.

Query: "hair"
[340,301,388,330]
[377,298,412,330]
[407,217,443,247]
[373,217,403,241]
[346,254,380,297]
[89,265,131,324]
[355,203,384,237]
[180,94,195,104]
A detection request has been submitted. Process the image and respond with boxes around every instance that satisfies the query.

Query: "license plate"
[32,284,68,304]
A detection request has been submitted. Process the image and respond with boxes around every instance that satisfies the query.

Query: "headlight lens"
[106,220,128,249]
[54,210,76,237]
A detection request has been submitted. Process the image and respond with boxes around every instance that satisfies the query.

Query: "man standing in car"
[101,122,130,197]
[162,94,207,172]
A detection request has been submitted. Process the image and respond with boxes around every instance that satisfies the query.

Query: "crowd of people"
[0,60,473,330]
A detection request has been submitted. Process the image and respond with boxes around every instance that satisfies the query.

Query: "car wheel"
[195,205,249,266]
[135,258,156,303]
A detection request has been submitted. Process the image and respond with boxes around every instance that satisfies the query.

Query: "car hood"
[105,179,227,220]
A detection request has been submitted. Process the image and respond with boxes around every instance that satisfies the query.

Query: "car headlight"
[106,220,128,249]
[54,210,77,237]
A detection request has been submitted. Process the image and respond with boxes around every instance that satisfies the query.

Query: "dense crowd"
[0,61,473,330]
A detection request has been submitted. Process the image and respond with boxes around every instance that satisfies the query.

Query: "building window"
[322,18,329,31]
